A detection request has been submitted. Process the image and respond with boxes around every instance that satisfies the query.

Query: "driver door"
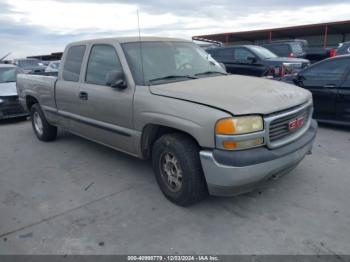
[77,43,135,154]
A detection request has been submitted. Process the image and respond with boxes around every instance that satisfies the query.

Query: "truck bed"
[17,73,58,112]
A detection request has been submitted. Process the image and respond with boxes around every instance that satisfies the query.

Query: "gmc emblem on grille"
[289,117,305,131]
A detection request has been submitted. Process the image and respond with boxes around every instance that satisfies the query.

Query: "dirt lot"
[0,119,349,255]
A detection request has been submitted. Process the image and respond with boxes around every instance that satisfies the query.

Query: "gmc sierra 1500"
[17,37,317,206]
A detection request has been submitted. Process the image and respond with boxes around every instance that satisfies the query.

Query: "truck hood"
[149,75,312,115]
[0,81,18,96]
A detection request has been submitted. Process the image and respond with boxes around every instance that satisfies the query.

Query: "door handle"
[324,84,336,88]
[79,91,88,100]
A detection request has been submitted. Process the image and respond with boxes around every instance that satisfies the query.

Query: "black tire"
[152,133,208,206]
[30,104,57,141]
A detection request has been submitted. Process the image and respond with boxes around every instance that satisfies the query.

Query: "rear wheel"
[30,104,57,141]
[152,133,208,206]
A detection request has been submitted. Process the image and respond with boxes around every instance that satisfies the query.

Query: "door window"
[86,45,123,86]
[63,45,86,82]
[233,48,255,61]
[210,48,234,60]
[303,58,349,81]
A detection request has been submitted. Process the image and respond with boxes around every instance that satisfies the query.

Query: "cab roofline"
[67,36,192,46]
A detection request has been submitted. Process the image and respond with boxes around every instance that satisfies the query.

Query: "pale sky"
[1,0,350,58]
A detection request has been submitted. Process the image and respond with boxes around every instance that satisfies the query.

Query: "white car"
[0,64,28,119]
[45,60,61,73]
[13,58,46,74]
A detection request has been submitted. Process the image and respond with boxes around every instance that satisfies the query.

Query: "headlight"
[0,98,3,104]
[215,116,265,150]
[215,116,263,135]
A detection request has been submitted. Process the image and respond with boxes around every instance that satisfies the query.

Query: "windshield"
[250,46,278,59]
[0,67,17,83]
[18,59,41,69]
[122,41,226,85]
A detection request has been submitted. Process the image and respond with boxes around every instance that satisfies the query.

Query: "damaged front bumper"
[200,120,317,196]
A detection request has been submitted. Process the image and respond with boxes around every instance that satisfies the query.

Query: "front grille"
[2,106,25,116]
[266,102,312,148]
[0,96,19,104]
[0,96,26,116]
[269,109,309,142]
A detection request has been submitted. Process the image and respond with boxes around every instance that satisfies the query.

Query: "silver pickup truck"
[17,37,317,206]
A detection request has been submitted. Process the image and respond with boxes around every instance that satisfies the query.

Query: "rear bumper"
[200,120,317,196]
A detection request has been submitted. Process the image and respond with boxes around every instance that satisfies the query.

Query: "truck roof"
[68,36,191,46]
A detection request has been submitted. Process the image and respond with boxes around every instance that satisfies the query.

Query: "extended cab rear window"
[290,43,303,54]
[63,45,86,82]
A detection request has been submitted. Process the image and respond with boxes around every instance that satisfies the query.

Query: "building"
[27,52,63,61]
[193,20,350,48]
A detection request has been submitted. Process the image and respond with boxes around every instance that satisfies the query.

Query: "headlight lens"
[215,116,263,135]
[0,98,3,104]
[216,116,265,150]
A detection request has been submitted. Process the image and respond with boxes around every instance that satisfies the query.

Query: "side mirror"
[247,56,257,63]
[106,70,127,89]
[297,73,306,81]
[294,73,305,86]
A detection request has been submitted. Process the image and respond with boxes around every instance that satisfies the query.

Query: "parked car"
[261,39,307,58]
[45,60,61,73]
[13,58,46,74]
[207,45,310,77]
[40,61,51,67]
[17,37,317,206]
[305,47,337,64]
[0,64,28,119]
[336,41,350,56]
[281,55,350,126]
[260,39,337,64]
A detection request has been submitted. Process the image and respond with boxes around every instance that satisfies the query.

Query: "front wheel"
[30,104,57,141]
[152,133,208,206]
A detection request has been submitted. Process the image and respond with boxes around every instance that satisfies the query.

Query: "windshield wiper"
[195,71,228,77]
[148,75,197,84]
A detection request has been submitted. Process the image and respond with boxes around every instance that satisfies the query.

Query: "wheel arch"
[140,124,201,159]
[25,95,39,111]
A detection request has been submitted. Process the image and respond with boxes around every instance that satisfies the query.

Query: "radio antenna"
[137,9,146,85]
[0,52,11,62]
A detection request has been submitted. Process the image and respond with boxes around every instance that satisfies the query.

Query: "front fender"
[134,87,231,149]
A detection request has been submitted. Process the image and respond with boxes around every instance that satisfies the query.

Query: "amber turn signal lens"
[222,141,237,150]
[222,137,264,150]
[215,118,235,135]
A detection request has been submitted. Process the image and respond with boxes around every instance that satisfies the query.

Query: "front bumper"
[200,120,317,196]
